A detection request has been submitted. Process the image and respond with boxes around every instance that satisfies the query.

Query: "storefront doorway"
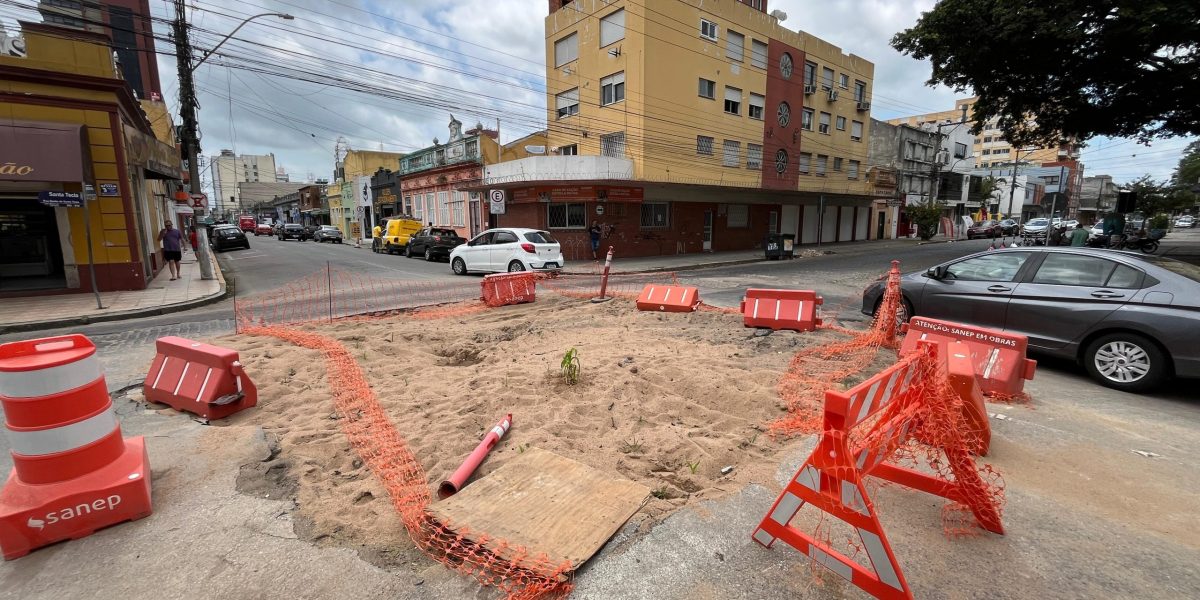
[0,197,66,291]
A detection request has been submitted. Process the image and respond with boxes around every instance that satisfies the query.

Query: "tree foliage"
[892,1,1200,146]
[1172,141,1200,189]
[906,201,945,240]
[1124,175,1195,216]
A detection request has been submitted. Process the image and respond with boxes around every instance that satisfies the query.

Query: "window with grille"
[547,202,586,228]
[601,72,625,105]
[640,202,669,228]
[601,132,626,157]
[600,9,625,47]
[748,93,764,120]
[747,144,763,169]
[554,33,578,67]
[697,135,714,155]
[722,140,741,167]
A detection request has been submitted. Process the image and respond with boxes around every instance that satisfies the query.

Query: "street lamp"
[191,13,294,72]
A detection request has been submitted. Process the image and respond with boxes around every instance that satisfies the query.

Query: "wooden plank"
[427,447,650,570]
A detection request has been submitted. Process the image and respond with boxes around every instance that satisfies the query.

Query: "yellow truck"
[374,217,423,255]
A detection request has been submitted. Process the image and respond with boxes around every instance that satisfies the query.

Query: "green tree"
[1124,175,1193,216]
[906,201,945,241]
[892,1,1200,146]
[1172,141,1200,189]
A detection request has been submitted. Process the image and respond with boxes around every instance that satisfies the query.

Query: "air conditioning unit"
[827,88,838,101]
[856,100,871,111]
[937,151,950,165]
[803,84,817,95]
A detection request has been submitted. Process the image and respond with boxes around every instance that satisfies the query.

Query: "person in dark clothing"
[588,220,602,260]
[157,219,184,281]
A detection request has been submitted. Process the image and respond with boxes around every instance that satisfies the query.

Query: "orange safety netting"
[535,271,681,300]
[241,325,573,600]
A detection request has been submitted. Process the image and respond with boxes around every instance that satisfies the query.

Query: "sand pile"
[212,294,849,566]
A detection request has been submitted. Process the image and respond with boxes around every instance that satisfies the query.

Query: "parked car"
[278,223,308,241]
[312,225,343,243]
[377,217,423,255]
[271,222,283,235]
[450,228,564,275]
[406,227,465,261]
[966,220,1000,239]
[303,224,321,238]
[254,223,273,236]
[237,215,257,233]
[862,247,1200,392]
[998,219,1020,235]
[1021,217,1051,235]
[210,224,250,252]
[1175,215,1195,228]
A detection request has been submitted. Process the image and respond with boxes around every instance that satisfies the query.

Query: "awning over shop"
[0,121,89,183]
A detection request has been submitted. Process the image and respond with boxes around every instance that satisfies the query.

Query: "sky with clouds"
[1,0,1193,194]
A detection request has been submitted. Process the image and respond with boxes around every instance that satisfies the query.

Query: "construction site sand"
[210,295,850,568]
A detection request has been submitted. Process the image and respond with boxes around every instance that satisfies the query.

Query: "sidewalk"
[0,248,226,334]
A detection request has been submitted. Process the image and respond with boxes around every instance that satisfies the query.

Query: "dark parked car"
[312,225,343,243]
[862,247,1200,392]
[210,224,250,252]
[966,220,1000,239]
[406,227,465,261]
[998,219,1019,235]
[278,223,308,241]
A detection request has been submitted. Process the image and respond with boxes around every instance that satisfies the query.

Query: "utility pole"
[1006,147,1022,220]
[173,0,214,280]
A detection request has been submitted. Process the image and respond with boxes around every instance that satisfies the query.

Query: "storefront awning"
[0,121,89,183]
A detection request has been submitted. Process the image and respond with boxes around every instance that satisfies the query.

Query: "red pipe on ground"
[438,413,512,499]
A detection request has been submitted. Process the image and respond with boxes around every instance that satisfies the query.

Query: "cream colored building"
[210,150,278,217]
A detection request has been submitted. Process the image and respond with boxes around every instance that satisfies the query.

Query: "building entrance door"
[702,210,713,251]
[877,211,886,239]
[0,197,66,291]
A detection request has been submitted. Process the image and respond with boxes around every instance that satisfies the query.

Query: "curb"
[0,257,229,335]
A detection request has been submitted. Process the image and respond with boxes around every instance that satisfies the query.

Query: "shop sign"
[489,189,506,215]
[509,185,644,204]
[37,191,83,208]
[99,183,119,196]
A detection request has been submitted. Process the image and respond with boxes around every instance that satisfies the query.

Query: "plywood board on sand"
[427,447,650,570]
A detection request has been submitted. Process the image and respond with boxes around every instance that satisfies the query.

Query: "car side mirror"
[927,266,946,280]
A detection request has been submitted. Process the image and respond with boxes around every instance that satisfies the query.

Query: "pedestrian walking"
[588,220,602,260]
[157,219,184,281]
[1068,223,1089,247]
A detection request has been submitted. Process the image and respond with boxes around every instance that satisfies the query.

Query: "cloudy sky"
[2,0,1192,194]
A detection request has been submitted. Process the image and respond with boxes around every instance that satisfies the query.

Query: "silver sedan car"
[863,247,1200,392]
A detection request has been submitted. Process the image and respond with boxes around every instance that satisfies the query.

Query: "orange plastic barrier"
[944,341,991,456]
[481,272,536,308]
[741,289,823,332]
[0,335,152,560]
[753,341,1003,599]
[635,284,700,312]
[900,317,1037,397]
[143,336,258,421]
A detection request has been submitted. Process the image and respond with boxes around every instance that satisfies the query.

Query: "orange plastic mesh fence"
[241,325,574,599]
[234,265,484,330]
[535,271,681,300]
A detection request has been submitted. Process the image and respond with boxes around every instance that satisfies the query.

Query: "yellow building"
[478,0,878,257]
[0,22,182,294]
[337,149,404,238]
[887,97,1081,169]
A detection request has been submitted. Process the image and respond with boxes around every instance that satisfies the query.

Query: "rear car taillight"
[520,243,536,253]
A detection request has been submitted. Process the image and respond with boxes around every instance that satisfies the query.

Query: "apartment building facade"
[210,150,278,218]
[473,0,878,258]
[37,0,162,101]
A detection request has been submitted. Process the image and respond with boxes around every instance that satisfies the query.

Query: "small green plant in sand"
[560,347,581,385]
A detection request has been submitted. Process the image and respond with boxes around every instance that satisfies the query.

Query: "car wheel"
[405,245,413,258]
[425,248,434,261]
[1084,333,1167,392]
[452,257,468,275]
[1141,241,1159,254]
[507,260,526,272]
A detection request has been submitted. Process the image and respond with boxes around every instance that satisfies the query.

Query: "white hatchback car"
[450,228,565,275]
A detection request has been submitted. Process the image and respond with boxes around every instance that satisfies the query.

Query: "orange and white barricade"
[740,289,822,332]
[900,316,1037,397]
[481,272,536,307]
[144,336,258,421]
[752,341,1003,599]
[0,335,152,560]
[635,284,700,312]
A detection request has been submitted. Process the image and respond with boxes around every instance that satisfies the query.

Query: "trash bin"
[764,233,783,260]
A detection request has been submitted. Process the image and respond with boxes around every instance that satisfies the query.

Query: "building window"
[854,80,866,102]
[750,39,768,69]
[722,139,741,167]
[819,112,831,134]
[698,78,716,99]
[954,142,968,159]
[558,144,578,156]
[984,136,993,143]
[848,160,860,179]
[548,202,586,228]
[850,120,863,142]
[802,108,814,130]
[748,93,765,120]
[601,71,625,105]
[601,131,626,157]
[839,73,849,89]
[727,204,749,228]
[437,191,450,225]
[816,155,828,176]
[726,30,745,62]
[555,88,579,119]
[600,9,625,47]
[554,33,578,67]
[640,202,669,228]
[697,135,714,156]
[466,140,478,156]
[425,193,435,223]
[803,61,817,86]
[747,143,763,169]
[724,86,741,115]
[833,157,843,171]
[700,19,718,41]
[836,115,846,131]
[983,149,991,155]
[821,67,834,89]
[798,152,811,174]
[413,194,423,220]
[452,192,466,227]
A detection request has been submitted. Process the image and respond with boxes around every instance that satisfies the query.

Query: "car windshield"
[320,226,338,231]
[285,224,301,229]
[975,221,996,227]
[524,231,558,244]
[1137,255,1200,283]
[1027,218,1049,226]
